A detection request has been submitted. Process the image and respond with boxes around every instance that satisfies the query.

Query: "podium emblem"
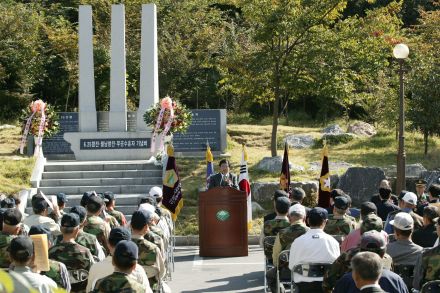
[216,210,230,222]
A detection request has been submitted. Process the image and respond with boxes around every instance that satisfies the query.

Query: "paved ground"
[167,245,265,293]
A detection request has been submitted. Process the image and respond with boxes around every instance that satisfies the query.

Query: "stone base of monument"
[64,131,153,161]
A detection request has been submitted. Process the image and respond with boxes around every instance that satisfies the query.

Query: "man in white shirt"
[289,207,340,292]
[8,236,58,293]
[23,195,60,235]
[86,227,152,293]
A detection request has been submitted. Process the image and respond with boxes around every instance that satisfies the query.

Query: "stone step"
[38,185,155,195]
[42,170,162,180]
[39,177,162,187]
[44,162,161,172]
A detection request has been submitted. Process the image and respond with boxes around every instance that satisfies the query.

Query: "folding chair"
[276,250,292,293]
[263,236,276,293]
[421,280,440,293]
[393,264,415,291]
[290,262,332,293]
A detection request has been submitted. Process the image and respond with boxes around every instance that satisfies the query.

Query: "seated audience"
[289,207,340,292]
[324,196,356,236]
[412,205,439,247]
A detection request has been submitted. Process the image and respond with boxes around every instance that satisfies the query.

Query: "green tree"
[407,8,440,155]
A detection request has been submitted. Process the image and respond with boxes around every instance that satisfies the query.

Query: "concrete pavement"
[168,245,265,293]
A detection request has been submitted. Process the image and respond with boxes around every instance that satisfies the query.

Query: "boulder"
[252,202,264,213]
[255,156,304,173]
[322,124,344,135]
[308,161,353,172]
[250,181,318,204]
[383,163,427,178]
[0,124,16,130]
[284,134,314,149]
[347,121,376,137]
[251,182,279,202]
[337,167,386,206]
[420,171,440,187]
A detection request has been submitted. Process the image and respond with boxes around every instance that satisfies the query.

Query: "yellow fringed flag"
[162,144,183,221]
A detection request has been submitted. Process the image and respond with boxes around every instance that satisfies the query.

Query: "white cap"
[402,192,417,206]
[288,204,306,217]
[139,203,155,214]
[149,186,163,198]
[390,212,414,230]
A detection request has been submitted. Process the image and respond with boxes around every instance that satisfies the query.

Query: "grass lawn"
[1,120,439,235]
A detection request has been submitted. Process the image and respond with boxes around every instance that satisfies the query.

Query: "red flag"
[280,142,291,196]
[162,145,183,220]
[318,144,331,208]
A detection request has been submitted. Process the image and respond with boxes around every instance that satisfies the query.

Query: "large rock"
[383,163,427,178]
[421,171,440,187]
[284,134,314,149]
[252,202,264,213]
[347,121,376,137]
[251,181,318,204]
[322,124,344,135]
[0,124,16,130]
[337,167,386,206]
[255,156,304,174]
[308,161,353,172]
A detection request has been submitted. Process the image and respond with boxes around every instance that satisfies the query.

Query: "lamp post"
[393,43,409,195]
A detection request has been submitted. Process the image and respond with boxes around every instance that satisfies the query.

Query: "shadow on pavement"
[180,270,264,293]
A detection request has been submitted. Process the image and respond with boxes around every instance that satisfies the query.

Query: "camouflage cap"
[56,192,68,205]
[80,191,93,207]
[109,227,131,244]
[87,195,104,211]
[360,230,386,252]
[360,214,383,234]
[70,205,87,222]
[103,191,115,202]
[114,240,138,262]
[360,201,377,217]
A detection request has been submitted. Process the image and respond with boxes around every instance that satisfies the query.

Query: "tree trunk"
[424,131,428,156]
[271,69,281,157]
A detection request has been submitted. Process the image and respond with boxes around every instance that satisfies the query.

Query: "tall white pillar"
[137,4,159,131]
[109,4,127,131]
[78,5,97,132]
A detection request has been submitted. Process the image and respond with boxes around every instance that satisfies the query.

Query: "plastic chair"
[276,250,292,293]
[393,264,415,291]
[263,236,276,293]
[421,280,440,293]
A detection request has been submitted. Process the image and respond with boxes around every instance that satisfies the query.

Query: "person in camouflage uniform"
[323,226,392,293]
[131,210,165,289]
[28,225,71,292]
[261,196,290,261]
[49,213,94,293]
[93,240,146,293]
[0,209,22,269]
[266,204,309,293]
[103,191,127,226]
[324,196,357,236]
[148,186,174,235]
[67,205,106,261]
[412,217,440,290]
[83,195,111,255]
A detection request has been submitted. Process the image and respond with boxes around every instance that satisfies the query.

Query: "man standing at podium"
[208,159,239,190]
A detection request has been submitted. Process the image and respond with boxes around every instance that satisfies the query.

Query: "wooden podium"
[198,186,248,257]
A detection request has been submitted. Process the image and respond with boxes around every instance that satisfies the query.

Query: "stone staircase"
[28,160,163,220]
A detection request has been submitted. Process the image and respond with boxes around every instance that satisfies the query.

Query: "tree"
[407,7,440,155]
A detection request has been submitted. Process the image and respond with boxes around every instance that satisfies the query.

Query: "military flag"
[238,145,252,230]
[280,142,291,196]
[318,144,331,208]
[206,143,214,189]
[162,144,183,221]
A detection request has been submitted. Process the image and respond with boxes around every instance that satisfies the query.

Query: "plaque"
[42,112,78,154]
[80,138,150,150]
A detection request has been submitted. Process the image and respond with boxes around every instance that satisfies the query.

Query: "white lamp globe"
[393,43,409,59]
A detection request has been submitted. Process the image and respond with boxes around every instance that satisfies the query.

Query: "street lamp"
[393,43,409,195]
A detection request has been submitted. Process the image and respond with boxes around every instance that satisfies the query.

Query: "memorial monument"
[43,3,227,160]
